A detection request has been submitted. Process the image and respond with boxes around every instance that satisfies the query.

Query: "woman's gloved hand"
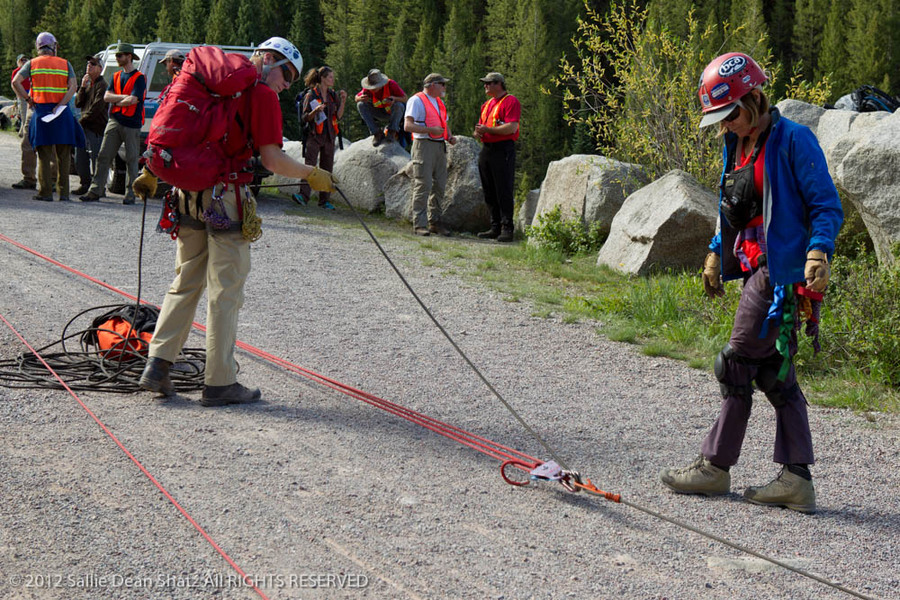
[306,167,337,193]
[133,168,158,201]
[702,252,725,298]
[804,249,829,292]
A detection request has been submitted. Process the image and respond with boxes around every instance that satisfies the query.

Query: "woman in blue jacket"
[659,53,843,514]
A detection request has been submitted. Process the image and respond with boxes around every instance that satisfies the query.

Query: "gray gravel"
[0,132,898,600]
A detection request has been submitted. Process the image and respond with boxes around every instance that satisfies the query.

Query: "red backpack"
[145,46,259,191]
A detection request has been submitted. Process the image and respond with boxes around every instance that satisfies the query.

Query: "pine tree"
[235,0,260,46]
[156,0,180,43]
[435,0,486,135]
[792,0,827,80]
[729,0,769,58]
[178,0,208,44]
[35,0,69,47]
[647,0,695,39]
[384,2,421,90]
[818,0,851,96]
[207,0,238,45]
[288,0,326,69]
[846,0,896,92]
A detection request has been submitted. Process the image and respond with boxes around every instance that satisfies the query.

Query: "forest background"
[1,0,897,195]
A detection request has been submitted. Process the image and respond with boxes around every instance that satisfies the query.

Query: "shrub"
[525,205,606,256]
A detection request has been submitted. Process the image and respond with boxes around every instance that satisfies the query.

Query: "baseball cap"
[423,73,449,86]
[479,72,505,84]
[159,48,185,63]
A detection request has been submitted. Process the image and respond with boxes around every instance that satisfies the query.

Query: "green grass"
[273,195,899,414]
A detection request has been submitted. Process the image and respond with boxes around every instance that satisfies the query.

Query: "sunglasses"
[279,63,296,85]
[723,103,743,123]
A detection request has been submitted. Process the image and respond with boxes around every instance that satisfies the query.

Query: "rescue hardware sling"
[413,91,448,140]
[720,124,771,230]
[145,46,258,192]
[110,69,146,121]
[29,56,69,104]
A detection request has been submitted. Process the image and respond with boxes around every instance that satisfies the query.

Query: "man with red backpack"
[404,73,457,236]
[80,43,146,204]
[136,37,337,407]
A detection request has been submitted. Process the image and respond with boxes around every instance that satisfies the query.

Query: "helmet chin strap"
[261,57,291,84]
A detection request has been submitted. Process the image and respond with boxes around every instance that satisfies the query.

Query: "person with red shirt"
[10,53,38,190]
[136,37,337,407]
[356,69,407,146]
[473,72,520,243]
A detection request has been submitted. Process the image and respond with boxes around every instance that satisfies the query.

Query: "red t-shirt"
[736,142,767,270]
[11,66,31,93]
[479,93,520,142]
[224,82,284,160]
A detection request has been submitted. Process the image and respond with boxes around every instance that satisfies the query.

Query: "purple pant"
[701,268,814,467]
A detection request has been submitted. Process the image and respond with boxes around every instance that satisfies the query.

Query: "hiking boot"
[58,196,70,202]
[496,226,515,243]
[33,194,53,202]
[659,455,730,496]
[477,226,501,239]
[291,192,308,206]
[123,196,136,205]
[372,130,385,147]
[12,179,36,190]
[139,357,175,396]
[72,184,90,196]
[385,130,397,143]
[429,223,451,237]
[201,382,261,407]
[414,227,430,236]
[80,192,101,202]
[743,467,816,514]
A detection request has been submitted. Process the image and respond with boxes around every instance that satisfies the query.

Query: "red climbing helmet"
[697,52,767,127]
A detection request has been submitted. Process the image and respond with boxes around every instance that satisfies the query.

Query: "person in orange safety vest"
[404,73,458,237]
[356,68,407,147]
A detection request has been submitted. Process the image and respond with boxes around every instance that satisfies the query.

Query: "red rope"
[0,233,541,470]
[0,311,270,600]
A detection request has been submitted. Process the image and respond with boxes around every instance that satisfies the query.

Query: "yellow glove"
[702,252,725,298]
[133,168,158,201]
[306,167,337,193]
[804,249,829,292]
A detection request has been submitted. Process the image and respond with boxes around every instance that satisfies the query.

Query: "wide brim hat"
[115,43,139,62]
[361,69,389,90]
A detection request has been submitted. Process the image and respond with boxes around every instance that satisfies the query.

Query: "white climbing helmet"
[257,37,303,82]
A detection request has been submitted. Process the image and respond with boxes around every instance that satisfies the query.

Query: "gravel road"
[0,132,897,600]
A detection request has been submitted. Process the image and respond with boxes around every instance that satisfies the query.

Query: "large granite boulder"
[776,99,826,134]
[260,138,352,194]
[383,136,490,231]
[597,170,718,275]
[331,136,411,212]
[828,110,900,266]
[516,188,540,232]
[533,155,648,236]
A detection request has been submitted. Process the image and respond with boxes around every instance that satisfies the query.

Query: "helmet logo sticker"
[711,82,730,99]
[718,55,746,77]
[701,93,710,106]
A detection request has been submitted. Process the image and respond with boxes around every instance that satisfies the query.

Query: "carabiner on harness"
[202,184,233,230]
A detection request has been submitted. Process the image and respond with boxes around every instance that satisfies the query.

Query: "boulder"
[383,136,490,231]
[829,110,900,266]
[516,188,540,232]
[534,154,648,236]
[596,170,718,275]
[776,99,825,135]
[332,136,411,212]
[261,138,352,193]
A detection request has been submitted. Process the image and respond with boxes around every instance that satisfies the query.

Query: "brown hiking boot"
[414,226,430,236]
[659,455,730,496]
[429,223,451,237]
[496,226,514,243]
[372,130,385,147]
[201,382,261,407]
[139,357,174,396]
[12,179,36,190]
[743,467,816,514]
[477,226,500,239]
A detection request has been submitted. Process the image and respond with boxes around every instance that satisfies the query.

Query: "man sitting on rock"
[356,68,406,147]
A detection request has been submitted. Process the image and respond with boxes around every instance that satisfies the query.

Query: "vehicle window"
[148,62,171,94]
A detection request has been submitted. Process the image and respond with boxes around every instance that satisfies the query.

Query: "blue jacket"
[709,108,843,285]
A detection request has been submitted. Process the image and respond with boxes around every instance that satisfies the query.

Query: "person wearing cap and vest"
[404,73,457,237]
[11,32,84,202]
[159,48,185,82]
[80,43,146,205]
[297,66,346,209]
[10,53,40,191]
[659,53,843,515]
[73,53,108,196]
[136,37,337,407]
[356,68,407,147]
[474,72,520,243]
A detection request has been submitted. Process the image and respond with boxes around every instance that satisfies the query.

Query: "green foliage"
[525,205,606,256]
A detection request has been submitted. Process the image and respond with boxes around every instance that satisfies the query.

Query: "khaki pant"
[36,144,72,198]
[19,107,38,184]
[149,186,251,386]
[410,139,447,229]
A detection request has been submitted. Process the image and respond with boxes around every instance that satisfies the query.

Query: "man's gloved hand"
[133,168,158,201]
[804,249,830,292]
[306,167,337,193]
[702,252,725,298]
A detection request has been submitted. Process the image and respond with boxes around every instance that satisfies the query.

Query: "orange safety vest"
[479,94,509,128]
[311,88,340,137]
[110,69,146,122]
[371,84,393,112]
[414,91,447,140]
[30,55,69,104]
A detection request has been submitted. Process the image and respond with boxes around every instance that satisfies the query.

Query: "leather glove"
[804,249,830,292]
[702,252,725,298]
[306,167,337,193]
[133,168,158,201]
